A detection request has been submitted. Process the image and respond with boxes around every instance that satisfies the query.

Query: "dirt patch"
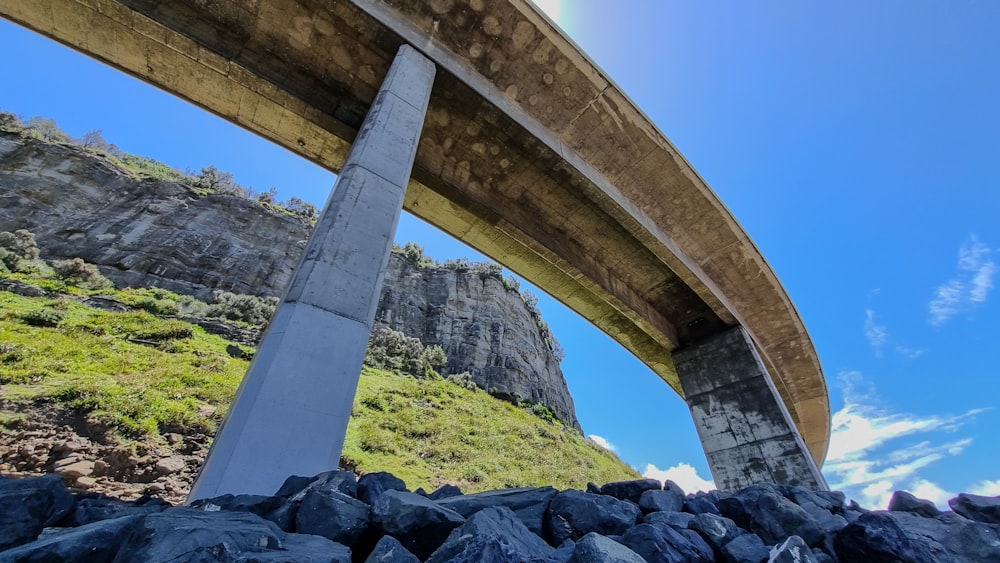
[0,400,207,505]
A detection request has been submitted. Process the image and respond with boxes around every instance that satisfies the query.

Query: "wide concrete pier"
[675,328,827,490]
[2,0,832,493]
[188,45,435,499]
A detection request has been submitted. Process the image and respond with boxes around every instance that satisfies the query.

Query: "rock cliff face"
[375,258,577,430]
[0,131,579,430]
[0,131,309,300]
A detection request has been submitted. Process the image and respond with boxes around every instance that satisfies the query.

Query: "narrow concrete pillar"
[188,45,435,501]
[674,326,827,491]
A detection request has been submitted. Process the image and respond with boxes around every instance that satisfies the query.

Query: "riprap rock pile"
[2,472,999,562]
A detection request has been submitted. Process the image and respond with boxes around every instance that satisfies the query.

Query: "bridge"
[1,0,830,497]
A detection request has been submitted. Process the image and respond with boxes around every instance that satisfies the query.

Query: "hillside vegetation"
[0,261,639,494]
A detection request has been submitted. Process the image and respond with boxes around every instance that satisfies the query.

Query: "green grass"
[0,291,245,438]
[1,279,640,491]
[343,367,640,492]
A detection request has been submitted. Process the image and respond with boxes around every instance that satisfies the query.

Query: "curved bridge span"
[1,0,830,495]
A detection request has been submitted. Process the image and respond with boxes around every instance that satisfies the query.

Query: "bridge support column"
[188,44,435,501]
[675,326,827,491]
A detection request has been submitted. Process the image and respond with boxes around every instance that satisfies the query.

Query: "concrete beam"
[187,44,435,500]
[675,327,827,491]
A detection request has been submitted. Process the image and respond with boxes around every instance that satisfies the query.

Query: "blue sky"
[2,1,998,508]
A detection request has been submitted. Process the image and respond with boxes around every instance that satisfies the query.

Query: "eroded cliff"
[0,130,579,430]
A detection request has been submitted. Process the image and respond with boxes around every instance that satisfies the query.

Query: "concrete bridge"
[1,0,830,497]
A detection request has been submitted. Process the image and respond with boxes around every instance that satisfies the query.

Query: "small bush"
[136,297,180,316]
[0,230,40,273]
[19,308,65,327]
[0,343,25,363]
[133,320,194,341]
[207,291,278,327]
[365,327,448,378]
[447,371,479,391]
[395,242,435,268]
[51,258,114,290]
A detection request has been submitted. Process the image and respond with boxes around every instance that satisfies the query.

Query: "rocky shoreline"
[2,469,999,562]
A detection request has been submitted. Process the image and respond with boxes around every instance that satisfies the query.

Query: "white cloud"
[823,372,985,509]
[909,479,954,507]
[929,236,995,325]
[969,479,1000,496]
[864,309,888,356]
[971,261,995,303]
[587,434,615,452]
[895,345,926,359]
[643,462,715,495]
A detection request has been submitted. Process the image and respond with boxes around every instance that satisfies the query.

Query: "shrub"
[447,371,479,391]
[137,297,180,316]
[51,258,114,290]
[207,291,278,327]
[25,117,71,143]
[395,242,435,268]
[0,111,24,131]
[365,327,448,378]
[18,308,65,327]
[0,230,40,272]
[283,197,317,220]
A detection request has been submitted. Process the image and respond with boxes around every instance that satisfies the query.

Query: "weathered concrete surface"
[188,45,435,500]
[675,327,827,491]
[0,0,830,461]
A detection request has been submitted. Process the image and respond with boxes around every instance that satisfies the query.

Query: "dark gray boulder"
[950,493,1000,525]
[0,514,140,563]
[639,488,684,514]
[358,472,409,506]
[437,486,557,536]
[371,490,465,559]
[291,471,359,501]
[889,490,941,518]
[364,535,420,563]
[768,535,819,563]
[275,475,316,499]
[546,489,642,545]
[256,533,352,563]
[885,510,1000,562]
[718,484,822,546]
[600,479,662,503]
[720,532,769,563]
[684,492,723,516]
[0,475,75,550]
[567,532,645,563]
[191,494,286,517]
[644,510,694,530]
[110,507,350,562]
[688,512,742,556]
[191,493,294,531]
[779,486,845,515]
[620,522,713,563]
[426,506,560,562]
[427,484,463,501]
[833,511,952,563]
[60,494,169,527]
[295,488,370,546]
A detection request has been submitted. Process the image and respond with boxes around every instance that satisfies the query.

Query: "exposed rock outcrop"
[375,257,577,429]
[3,471,999,562]
[0,131,578,429]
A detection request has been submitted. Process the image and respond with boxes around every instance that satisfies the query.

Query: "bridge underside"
[0,0,831,487]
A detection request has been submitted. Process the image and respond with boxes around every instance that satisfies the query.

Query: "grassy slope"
[0,283,639,492]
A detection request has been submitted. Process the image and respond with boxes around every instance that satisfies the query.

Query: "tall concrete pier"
[2,0,832,495]
[676,328,827,491]
[188,45,435,500]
